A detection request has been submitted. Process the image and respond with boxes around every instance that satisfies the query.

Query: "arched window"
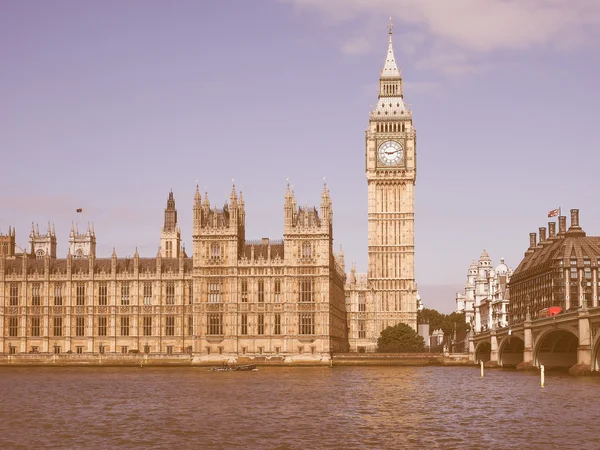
[302,242,312,258]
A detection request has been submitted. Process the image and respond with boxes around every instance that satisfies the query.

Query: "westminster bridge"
[470,305,600,374]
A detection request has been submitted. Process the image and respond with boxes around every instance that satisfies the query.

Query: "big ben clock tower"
[366,19,417,337]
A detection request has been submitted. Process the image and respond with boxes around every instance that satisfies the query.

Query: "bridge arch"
[475,341,491,364]
[592,329,600,372]
[534,329,578,370]
[498,336,524,368]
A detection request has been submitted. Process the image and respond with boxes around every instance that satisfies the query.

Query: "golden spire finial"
[388,17,393,35]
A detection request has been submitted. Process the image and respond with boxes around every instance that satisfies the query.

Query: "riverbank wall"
[0,352,471,367]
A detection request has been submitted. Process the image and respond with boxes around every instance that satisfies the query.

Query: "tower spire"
[381,17,401,79]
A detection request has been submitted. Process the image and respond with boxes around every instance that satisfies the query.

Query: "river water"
[0,366,599,449]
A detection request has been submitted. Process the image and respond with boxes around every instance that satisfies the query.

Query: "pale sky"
[2,1,600,313]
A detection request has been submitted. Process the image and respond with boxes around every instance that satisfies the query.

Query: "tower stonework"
[366,21,417,339]
[0,227,16,258]
[161,190,181,258]
[29,222,57,258]
[68,222,96,258]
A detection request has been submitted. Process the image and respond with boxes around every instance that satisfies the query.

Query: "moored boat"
[209,363,257,372]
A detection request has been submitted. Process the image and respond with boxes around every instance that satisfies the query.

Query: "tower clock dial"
[378,140,403,166]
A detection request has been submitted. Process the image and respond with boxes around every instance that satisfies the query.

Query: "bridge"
[470,305,600,374]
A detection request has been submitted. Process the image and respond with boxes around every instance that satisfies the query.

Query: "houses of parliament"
[0,22,417,360]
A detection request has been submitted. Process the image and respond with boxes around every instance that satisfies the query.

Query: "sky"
[2,0,600,313]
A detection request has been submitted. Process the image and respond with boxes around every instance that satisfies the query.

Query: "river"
[0,366,599,449]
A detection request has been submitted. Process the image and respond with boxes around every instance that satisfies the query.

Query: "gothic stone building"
[0,185,348,360]
[508,209,600,325]
[345,21,418,352]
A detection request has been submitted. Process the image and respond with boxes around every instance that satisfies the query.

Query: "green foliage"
[417,308,470,344]
[377,323,425,353]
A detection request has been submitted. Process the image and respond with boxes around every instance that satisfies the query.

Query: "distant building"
[456,250,513,332]
[416,292,423,311]
[508,209,600,324]
[431,329,444,347]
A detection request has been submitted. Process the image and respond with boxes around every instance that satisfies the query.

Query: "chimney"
[566,208,585,236]
[539,227,546,243]
[558,216,567,235]
[529,232,537,248]
[548,222,556,238]
[571,209,580,228]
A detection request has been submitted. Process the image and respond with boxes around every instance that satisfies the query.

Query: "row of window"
[9,344,316,355]
[4,279,316,305]
[376,122,407,133]
[7,315,189,337]
[4,281,190,306]
[240,313,282,335]
[6,313,316,337]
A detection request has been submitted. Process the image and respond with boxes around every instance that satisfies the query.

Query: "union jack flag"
[547,208,559,218]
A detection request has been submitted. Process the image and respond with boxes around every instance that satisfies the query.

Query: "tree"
[417,308,471,352]
[417,308,445,332]
[377,323,425,353]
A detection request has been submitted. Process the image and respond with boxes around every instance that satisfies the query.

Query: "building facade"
[456,251,512,332]
[1,187,348,360]
[346,20,418,352]
[508,209,600,325]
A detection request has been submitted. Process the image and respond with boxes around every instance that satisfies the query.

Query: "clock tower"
[366,19,417,335]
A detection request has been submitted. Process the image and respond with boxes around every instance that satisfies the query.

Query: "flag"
[547,208,559,218]
[76,208,83,213]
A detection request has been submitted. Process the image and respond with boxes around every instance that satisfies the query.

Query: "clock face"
[378,141,403,166]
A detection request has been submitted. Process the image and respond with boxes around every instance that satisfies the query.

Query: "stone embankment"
[0,353,471,367]
[333,353,470,366]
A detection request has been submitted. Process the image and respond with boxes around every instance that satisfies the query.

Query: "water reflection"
[0,366,599,449]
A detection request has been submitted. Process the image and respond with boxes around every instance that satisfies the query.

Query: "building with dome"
[508,209,600,323]
[456,250,513,332]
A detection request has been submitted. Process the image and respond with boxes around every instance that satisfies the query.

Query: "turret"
[111,247,117,275]
[378,17,403,98]
[203,190,211,216]
[69,219,97,258]
[29,221,57,258]
[160,190,180,258]
[134,247,139,275]
[193,185,202,233]
[0,225,16,257]
[320,180,332,225]
[229,183,239,231]
[338,244,345,269]
[284,183,295,231]
[238,190,245,224]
